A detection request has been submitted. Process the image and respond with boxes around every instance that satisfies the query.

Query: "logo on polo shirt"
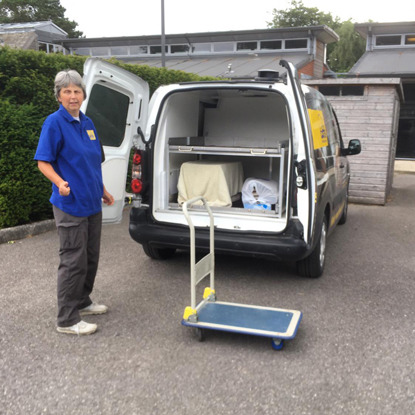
[87,130,96,140]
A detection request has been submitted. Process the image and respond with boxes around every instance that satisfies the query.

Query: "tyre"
[338,188,348,225]
[142,243,176,260]
[296,216,327,278]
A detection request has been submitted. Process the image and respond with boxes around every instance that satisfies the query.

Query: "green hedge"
[0,47,216,229]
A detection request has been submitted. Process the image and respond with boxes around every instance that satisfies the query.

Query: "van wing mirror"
[342,139,361,156]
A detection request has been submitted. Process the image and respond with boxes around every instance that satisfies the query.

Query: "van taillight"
[131,149,143,194]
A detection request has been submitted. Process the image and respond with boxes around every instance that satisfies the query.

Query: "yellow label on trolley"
[183,306,197,320]
[308,109,328,150]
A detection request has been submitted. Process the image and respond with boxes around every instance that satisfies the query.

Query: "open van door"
[82,58,149,224]
[280,60,316,246]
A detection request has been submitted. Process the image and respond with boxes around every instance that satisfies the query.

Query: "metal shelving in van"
[167,140,289,218]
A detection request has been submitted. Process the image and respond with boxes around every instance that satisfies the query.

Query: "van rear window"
[85,84,129,147]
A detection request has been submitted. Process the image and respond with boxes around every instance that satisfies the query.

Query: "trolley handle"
[182,196,213,225]
[182,196,215,312]
[182,195,215,263]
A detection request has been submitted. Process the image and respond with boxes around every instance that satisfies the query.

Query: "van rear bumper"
[129,207,309,261]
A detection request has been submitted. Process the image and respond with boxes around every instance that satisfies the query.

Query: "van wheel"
[296,216,327,278]
[142,243,176,260]
[338,189,348,225]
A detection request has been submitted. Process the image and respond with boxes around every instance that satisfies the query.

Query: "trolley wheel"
[195,328,206,342]
[271,338,284,350]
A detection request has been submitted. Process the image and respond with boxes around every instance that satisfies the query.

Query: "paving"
[0,173,414,415]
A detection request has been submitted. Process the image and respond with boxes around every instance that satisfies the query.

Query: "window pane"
[396,119,415,159]
[150,45,168,54]
[237,41,257,51]
[130,45,148,54]
[342,85,364,96]
[192,43,211,53]
[319,86,341,96]
[405,35,415,45]
[376,35,401,46]
[285,39,308,49]
[111,46,128,55]
[85,84,130,148]
[38,43,48,52]
[73,48,90,56]
[171,44,190,53]
[213,42,234,52]
[403,84,415,102]
[91,47,108,56]
[260,40,282,50]
[319,85,365,97]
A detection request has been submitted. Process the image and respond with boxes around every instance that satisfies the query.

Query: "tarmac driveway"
[0,173,414,415]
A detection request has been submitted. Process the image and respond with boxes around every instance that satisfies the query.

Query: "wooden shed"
[305,78,402,205]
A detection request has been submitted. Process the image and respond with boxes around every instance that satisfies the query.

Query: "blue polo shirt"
[34,105,104,217]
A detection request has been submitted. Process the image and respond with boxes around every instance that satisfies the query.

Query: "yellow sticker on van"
[308,109,328,150]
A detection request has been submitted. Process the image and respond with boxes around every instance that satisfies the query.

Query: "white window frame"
[374,33,415,48]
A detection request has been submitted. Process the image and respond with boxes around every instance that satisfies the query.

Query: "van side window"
[331,108,345,149]
[320,100,340,157]
[305,89,331,171]
[85,84,130,147]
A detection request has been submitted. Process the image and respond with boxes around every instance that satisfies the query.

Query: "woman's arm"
[37,160,71,196]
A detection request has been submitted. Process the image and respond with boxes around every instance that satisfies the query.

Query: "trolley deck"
[181,196,302,350]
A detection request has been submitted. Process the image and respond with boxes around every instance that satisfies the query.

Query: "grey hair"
[54,69,87,100]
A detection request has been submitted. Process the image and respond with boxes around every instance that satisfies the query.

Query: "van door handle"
[339,163,345,168]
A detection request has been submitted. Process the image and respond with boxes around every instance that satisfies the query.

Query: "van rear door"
[280,60,316,245]
[82,58,149,223]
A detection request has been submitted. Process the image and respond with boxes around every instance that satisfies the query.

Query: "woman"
[35,69,114,335]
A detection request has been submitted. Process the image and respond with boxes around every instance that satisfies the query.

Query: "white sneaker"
[79,302,108,316]
[57,320,97,335]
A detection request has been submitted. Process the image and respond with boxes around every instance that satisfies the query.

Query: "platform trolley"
[181,196,302,350]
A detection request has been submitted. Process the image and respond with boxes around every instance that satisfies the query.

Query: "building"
[2,20,414,204]
[0,21,67,53]
[58,23,413,205]
[305,22,415,205]
[351,22,415,163]
[58,26,339,79]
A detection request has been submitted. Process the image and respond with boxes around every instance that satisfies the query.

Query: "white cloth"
[178,160,243,207]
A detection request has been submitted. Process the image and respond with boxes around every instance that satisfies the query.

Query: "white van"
[82,58,361,278]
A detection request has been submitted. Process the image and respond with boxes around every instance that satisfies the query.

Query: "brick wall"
[299,61,314,78]
[298,42,327,79]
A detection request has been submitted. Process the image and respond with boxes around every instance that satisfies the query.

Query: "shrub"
[0,100,51,228]
[0,47,217,229]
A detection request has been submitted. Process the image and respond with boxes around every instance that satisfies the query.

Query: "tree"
[267,0,341,30]
[267,0,365,73]
[327,20,366,72]
[0,0,83,38]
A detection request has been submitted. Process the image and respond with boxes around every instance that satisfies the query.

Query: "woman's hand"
[38,161,70,196]
[102,187,114,206]
[58,181,71,196]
